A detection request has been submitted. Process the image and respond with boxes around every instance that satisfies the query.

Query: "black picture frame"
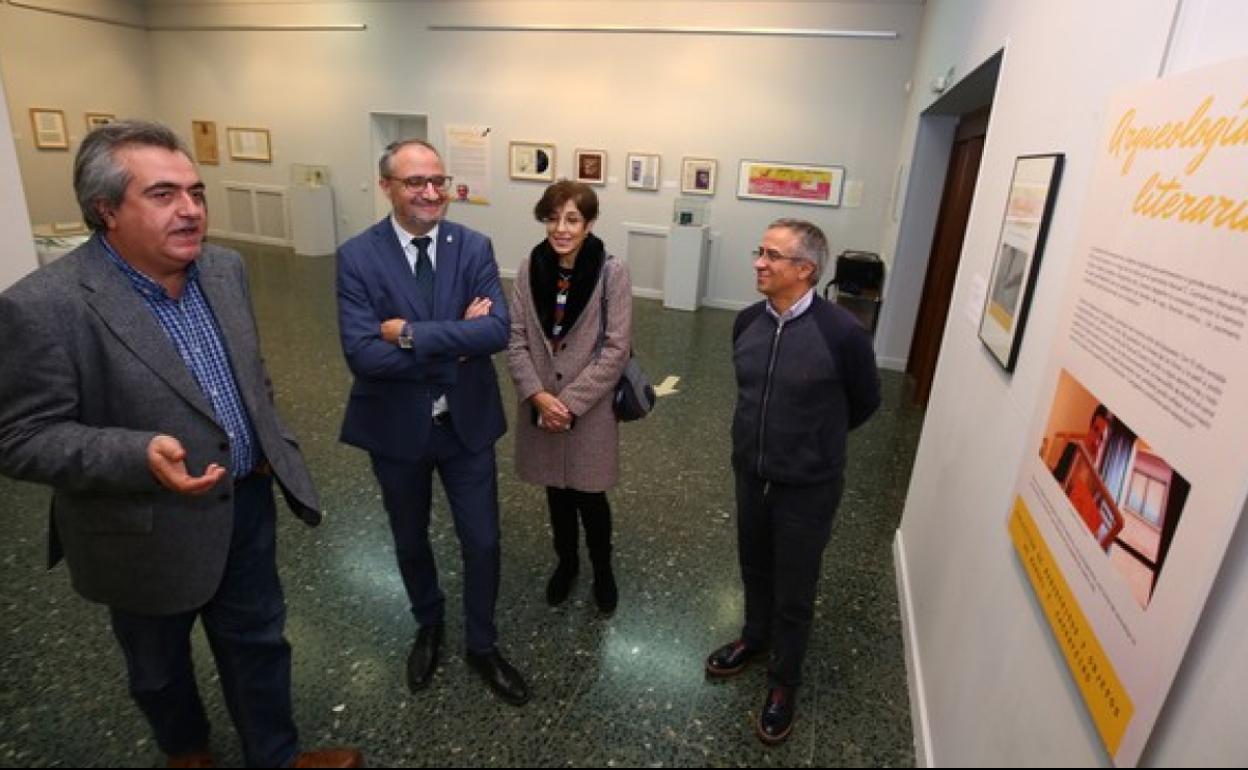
[978,153,1064,372]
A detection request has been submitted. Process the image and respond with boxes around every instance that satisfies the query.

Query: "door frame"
[368,112,429,220]
[878,50,1003,385]
[905,112,988,406]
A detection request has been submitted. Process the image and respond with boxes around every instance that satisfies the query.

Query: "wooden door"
[906,113,988,407]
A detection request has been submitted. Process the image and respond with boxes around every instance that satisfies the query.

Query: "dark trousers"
[110,474,297,768]
[370,422,500,654]
[545,487,612,569]
[735,470,842,689]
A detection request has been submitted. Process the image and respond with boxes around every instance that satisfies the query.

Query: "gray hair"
[74,120,191,231]
[769,218,829,285]
[378,138,442,178]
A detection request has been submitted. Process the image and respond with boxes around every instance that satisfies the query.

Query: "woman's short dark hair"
[533,180,599,223]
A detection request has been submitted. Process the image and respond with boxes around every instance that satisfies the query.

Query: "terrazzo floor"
[0,241,924,767]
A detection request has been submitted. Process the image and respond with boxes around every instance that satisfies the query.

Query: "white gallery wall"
[890,0,1248,765]
[1,0,923,310]
[7,0,1248,764]
[0,63,37,292]
[0,0,154,225]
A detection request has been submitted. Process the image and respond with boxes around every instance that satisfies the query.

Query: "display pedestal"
[664,225,708,311]
[290,185,336,256]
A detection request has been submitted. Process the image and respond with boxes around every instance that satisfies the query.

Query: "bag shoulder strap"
[593,257,612,359]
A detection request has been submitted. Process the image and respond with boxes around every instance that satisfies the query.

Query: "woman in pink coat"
[507,181,633,614]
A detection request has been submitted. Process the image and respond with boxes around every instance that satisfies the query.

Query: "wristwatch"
[398,322,413,349]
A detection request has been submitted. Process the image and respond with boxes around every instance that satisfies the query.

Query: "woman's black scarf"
[528,232,605,340]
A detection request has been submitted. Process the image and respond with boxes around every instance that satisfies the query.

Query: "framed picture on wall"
[29,108,68,150]
[626,152,660,191]
[509,141,556,182]
[978,152,1064,372]
[680,157,717,196]
[574,149,607,185]
[226,126,272,163]
[736,160,845,206]
[191,120,220,165]
[84,113,115,130]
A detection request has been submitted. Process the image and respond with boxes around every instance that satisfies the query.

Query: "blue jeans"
[110,473,298,767]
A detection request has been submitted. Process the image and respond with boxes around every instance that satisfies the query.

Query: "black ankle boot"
[545,560,578,606]
[592,563,618,614]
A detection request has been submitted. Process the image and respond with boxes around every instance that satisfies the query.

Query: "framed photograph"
[978,153,1064,372]
[226,126,272,163]
[626,152,660,191]
[736,160,846,206]
[191,120,220,165]
[84,113,115,130]
[574,149,607,185]
[681,157,717,196]
[509,141,556,182]
[29,108,68,150]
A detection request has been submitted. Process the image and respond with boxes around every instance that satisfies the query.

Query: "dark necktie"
[412,236,444,408]
[413,236,434,310]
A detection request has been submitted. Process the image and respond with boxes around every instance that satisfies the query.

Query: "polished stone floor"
[0,242,923,767]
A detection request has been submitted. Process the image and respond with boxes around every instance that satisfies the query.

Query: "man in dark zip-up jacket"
[705,219,881,745]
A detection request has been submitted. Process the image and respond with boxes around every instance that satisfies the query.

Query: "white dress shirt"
[390,216,449,418]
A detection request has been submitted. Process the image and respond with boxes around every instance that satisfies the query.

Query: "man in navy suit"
[336,139,529,705]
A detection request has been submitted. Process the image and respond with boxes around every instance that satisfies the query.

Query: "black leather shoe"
[545,561,578,606]
[406,624,443,692]
[705,639,765,677]
[466,649,531,706]
[755,686,796,745]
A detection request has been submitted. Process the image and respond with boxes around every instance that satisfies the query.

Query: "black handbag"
[613,354,655,422]
[595,260,655,422]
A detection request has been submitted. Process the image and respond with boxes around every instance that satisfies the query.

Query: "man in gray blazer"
[0,121,361,768]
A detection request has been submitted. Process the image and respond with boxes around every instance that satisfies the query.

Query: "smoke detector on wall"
[931,66,956,94]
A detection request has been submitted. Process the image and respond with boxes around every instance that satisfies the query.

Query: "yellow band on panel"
[1009,497,1134,756]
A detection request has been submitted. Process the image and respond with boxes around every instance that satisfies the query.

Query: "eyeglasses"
[751,246,804,264]
[386,175,454,193]
[543,214,586,227]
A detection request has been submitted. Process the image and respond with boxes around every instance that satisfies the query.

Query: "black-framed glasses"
[751,246,803,264]
[387,174,454,193]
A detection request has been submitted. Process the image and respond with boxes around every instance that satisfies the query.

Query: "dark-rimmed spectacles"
[387,175,454,194]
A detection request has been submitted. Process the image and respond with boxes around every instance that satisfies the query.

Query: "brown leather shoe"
[167,751,214,768]
[290,747,364,768]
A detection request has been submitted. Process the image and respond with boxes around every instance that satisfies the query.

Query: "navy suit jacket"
[336,217,508,461]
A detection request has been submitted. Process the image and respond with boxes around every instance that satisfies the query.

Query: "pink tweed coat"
[507,256,633,492]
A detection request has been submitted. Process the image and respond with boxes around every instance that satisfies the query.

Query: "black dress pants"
[735,470,843,689]
[546,487,612,568]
